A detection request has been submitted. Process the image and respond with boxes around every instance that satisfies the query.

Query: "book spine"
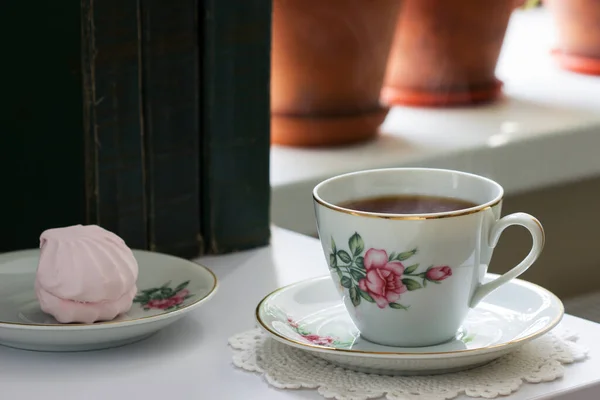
[201,0,272,253]
[81,0,148,249]
[140,0,202,258]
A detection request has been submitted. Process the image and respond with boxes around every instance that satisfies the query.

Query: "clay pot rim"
[381,79,503,107]
[272,106,387,120]
[551,49,600,76]
[271,106,388,148]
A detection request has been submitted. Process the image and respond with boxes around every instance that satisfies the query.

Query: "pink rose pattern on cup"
[328,233,452,310]
[426,266,452,281]
[133,281,194,311]
[286,317,353,347]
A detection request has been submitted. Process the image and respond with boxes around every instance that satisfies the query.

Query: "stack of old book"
[1,0,271,258]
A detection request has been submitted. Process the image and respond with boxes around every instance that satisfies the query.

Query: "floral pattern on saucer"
[133,280,194,311]
[286,317,353,347]
[328,233,452,310]
[274,310,476,351]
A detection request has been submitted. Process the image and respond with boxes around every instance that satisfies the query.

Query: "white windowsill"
[270,9,600,235]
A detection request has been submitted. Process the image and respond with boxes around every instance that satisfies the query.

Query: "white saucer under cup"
[256,275,564,376]
[313,168,545,347]
[0,249,217,352]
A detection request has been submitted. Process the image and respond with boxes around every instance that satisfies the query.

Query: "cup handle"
[470,212,545,307]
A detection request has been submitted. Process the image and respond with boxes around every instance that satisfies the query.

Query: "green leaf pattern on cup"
[328,233,453,310]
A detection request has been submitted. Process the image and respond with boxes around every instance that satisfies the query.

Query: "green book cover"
[81,0,148,250]
[201,0,272,253]
[140,0,202,258]
[0,2,85,252]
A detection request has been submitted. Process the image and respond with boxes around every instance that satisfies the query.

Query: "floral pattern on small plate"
[134,280,194,311]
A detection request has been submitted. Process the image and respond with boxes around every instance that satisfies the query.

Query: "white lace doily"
[228,328,588,400]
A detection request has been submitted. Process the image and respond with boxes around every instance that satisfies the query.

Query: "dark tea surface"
[340,195,477,214]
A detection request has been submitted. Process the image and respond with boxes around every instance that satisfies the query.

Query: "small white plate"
[256,274,564,375]
[0,249,217,352]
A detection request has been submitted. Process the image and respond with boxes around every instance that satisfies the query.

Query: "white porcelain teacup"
[313,168,544,347]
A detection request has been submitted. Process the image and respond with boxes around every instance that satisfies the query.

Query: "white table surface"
[0,227,598,399]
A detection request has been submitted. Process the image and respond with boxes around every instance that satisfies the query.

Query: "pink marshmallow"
[35,225,139,323]
[36,283,137,324]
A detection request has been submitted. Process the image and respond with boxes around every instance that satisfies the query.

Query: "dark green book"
[201,0,272,253]
[81,0,149,250]
[139,0,202,257]
[0,2,86,252]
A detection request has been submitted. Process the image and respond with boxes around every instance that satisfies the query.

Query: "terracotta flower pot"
[382,0,516,107]
[546,0,600,75]
[270,0,402,147]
